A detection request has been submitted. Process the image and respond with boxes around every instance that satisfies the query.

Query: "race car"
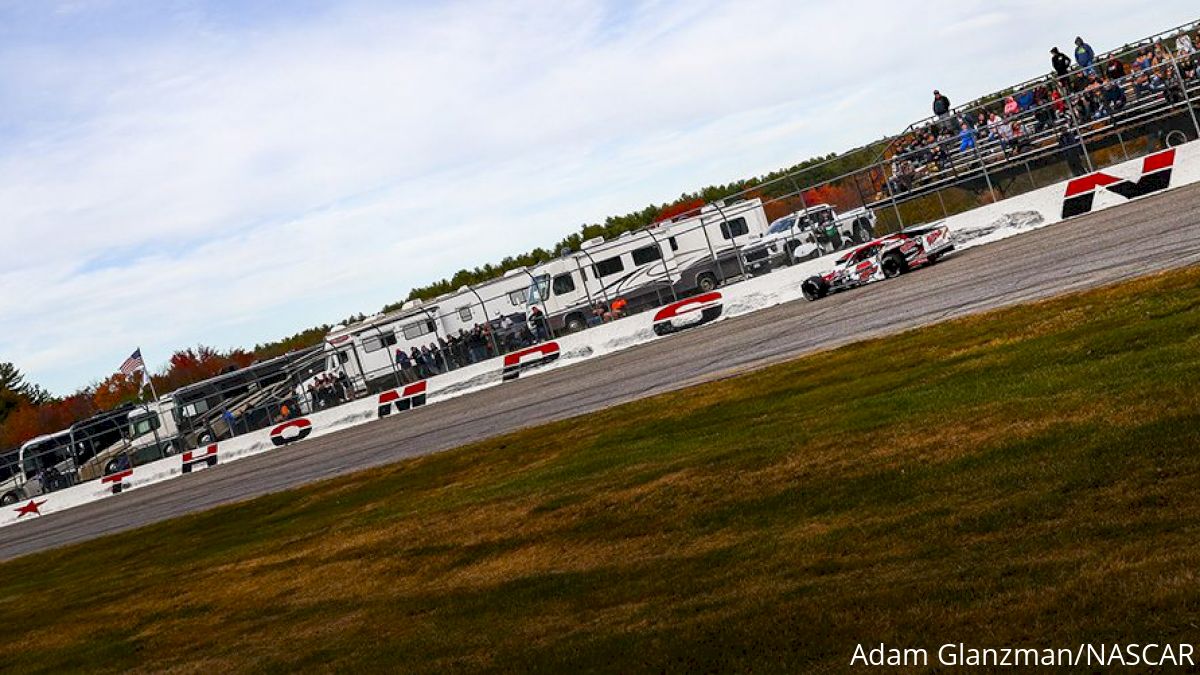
[800,224,954,301]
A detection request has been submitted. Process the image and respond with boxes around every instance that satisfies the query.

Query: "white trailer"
[526,198,770,333]
[438,266,532,336]
[316,268,533,395]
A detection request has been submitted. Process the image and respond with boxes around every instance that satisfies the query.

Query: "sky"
[1,0,1195,394]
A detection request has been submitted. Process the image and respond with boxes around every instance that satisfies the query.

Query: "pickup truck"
[741,203,876,273]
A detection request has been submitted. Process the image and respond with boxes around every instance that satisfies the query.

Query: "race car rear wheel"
[801,277,828,301]
[881,252,907,278]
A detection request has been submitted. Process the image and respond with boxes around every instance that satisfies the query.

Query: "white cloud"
[1,0,1196,393]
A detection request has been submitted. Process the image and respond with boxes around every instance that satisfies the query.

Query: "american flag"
[119,348,145,376]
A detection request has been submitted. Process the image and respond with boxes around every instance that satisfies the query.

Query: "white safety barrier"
[5,139,1200,529]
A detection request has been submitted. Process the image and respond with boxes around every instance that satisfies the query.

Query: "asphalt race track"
[4,182,1200,561]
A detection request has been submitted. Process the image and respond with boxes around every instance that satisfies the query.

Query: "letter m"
[1062,149,1175,218]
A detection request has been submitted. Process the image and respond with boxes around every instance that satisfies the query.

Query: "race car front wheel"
[881,252,907,278]
[802,277,828,301]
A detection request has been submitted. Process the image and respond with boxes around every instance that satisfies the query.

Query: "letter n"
[1062,149,1176,218]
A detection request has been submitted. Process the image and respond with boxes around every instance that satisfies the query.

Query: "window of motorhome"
[362,332,398,353]
[181,399,209,420]
[507,289,525,306]
[528,275,550,304]
[458,306,473,322]
[0,454,17,483]
[721,218,749,239]
[402,320,437,340]
[631,245,662,266]
[552,273,575,296]
[130,415,160,438]
[22,439,72,480]
[668,237,679,251]
[593,256,625,278]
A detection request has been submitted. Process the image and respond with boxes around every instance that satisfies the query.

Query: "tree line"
[0,139,888,451]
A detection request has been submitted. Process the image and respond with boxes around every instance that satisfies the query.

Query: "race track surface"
[4,182,1200,561]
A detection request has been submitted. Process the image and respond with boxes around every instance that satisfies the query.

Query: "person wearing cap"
[932,90,950,118]
[1051,47,1071,78]
[1074,37,1096,75]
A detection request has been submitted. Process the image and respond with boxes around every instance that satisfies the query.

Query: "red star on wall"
[14,500,46,518]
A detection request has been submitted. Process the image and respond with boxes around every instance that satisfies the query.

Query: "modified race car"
[801,224,953,301]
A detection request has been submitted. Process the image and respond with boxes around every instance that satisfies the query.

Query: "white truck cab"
[744,203,877,271]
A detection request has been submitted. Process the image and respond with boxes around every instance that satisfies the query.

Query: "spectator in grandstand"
[957,121,977,154]
[1132,49,1156,98]
[1051,47,1071,79]
[1074,37,1096,75]
[932,90,951,129]
[1003,96,1019,117]
[1153,41,1171,66]
[994,116,1016,156]
[1051,87,1067,115]
[1178,33,1195,58]
[1105,57,1126,82]
[1102,79,1128,115]
[1016,88,1035,112]
[1032,87,1056,132]
[1181,50,1198,81]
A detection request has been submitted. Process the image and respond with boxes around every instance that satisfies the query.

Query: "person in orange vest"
[609,297,629,320]
[279,403,292,421]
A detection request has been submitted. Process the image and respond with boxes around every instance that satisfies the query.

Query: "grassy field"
[2,265,1199,673]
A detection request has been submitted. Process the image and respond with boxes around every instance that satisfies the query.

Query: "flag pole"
[139,347,161,403]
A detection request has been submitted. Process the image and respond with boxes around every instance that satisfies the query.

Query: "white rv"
[81,398,182,480]
[438,267,532,336]
[0,450,24,505]
[526,199,770,333]
[316,268,533,395]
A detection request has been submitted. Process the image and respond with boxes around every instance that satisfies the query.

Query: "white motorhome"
[526,199,770,333]
[14,430,76,499]
[438,267,532,336]
[0,450,23,505]
[317,269,533,395]
[660,198,771,291]
[82,398,181,480]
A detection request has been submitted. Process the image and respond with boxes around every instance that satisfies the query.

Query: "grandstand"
[700,19,1200,234]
